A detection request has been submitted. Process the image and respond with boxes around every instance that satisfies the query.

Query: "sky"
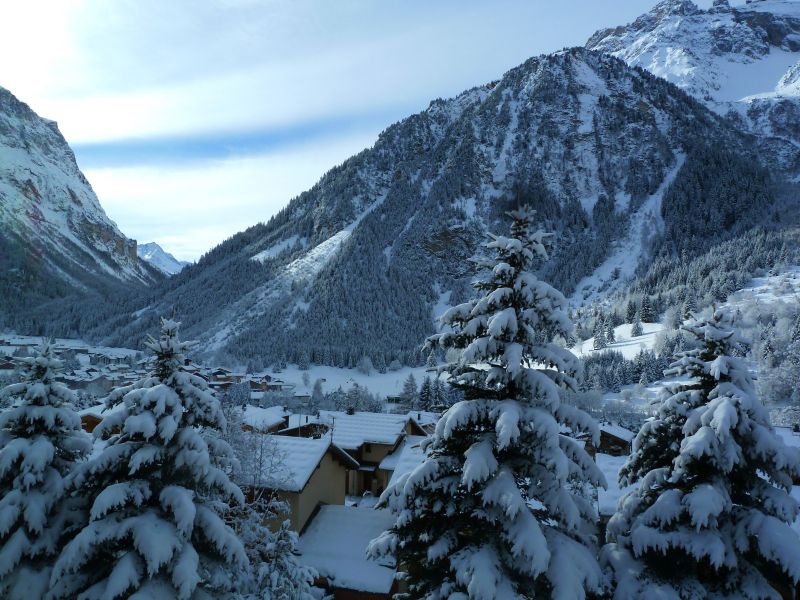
[0,0,719,261]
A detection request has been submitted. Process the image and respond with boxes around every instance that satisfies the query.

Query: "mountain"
[137,242,190,276]
[587,0,800,173]
[75,47,788,369]
[0,85,160,329]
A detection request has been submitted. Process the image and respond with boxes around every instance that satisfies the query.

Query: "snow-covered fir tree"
[593,318,608,350]
[603,309,800,598]
[229,496,316,600]
[605,319,616,344]
[631,312,643,337]
[640,295,655,323]
[0,342,90,599]
[49,319,247,599]
[418,377,433,411]
[369,207,605,599]
[402,374,418,405]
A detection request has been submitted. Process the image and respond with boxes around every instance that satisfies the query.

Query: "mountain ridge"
[67,47,784,369]
[0,84,160,329]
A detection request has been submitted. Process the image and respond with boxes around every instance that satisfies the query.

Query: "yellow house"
[256,435,359,532]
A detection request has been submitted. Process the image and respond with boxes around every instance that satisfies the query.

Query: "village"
[10,332,794,599]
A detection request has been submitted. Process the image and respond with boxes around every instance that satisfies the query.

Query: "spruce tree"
[593,318,608,350]
[369,208,605,599]
[49,319,247,599]
[401,373,418,404]
[626,300,637,324]
[631,312,643,337]
[605,319,616,344]
[640,296,655,323]
[603,310,800,598]
[418,377,433,411]
[0,342,90,599]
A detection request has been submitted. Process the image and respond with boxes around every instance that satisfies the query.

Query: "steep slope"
[137,242,189,276]
[587,0,800,173]
[83,48,777,368]
[0,85,159,328]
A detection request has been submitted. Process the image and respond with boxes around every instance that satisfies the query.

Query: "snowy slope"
[0,85,157,325]
[98,48,760,366]
[587,0,800,172]
[137,242,189,276]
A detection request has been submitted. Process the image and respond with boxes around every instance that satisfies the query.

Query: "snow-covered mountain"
[83,48,783,368]
[587,0,800,172]
[137,242,189,276]
[0,85,159,327]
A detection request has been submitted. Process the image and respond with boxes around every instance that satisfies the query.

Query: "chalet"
[78,402,125,434]
[254,435,358,532]
[282,411,427,496]
[297,505,397,600]
[240,404,290,433]
[583,423,636,457]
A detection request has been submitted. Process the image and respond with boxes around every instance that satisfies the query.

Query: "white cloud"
[84,130,379,261]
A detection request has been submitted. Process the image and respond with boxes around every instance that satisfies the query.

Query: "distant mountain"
[0,85,160,330]
[587,0,800,173]
[78,47,784,369]
[137,242,189,276]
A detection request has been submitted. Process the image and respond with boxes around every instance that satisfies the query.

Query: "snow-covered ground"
[272,363,443,399]
[572,321,666,360]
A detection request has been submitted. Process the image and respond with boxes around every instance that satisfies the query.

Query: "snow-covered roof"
[406,410,439,427]
[387,438,429,489]
[316,411,417,450]
[775,427,800,449]
[379,435,427,472]
[267,435,358,493]
[600,423,636,443]
[298,506,396,594]
[241,405,289,431]
[596,453,633,517]
[78,402,125,418]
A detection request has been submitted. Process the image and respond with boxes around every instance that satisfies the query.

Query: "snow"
[775,426,800,449]
[137,242,189,276]
[571,153,685,305]
[379,435,427,473]
[601,423,635,443]
[264,436,348,493]
[267,362,444,399]
[297,505,396,594]
[0,86,151,285]
[572,322,666,360]
[240,405,289,432]
[290,410,415,451]
[250,234,303,263]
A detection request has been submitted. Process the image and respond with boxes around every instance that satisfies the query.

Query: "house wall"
[360,443,395,465]
[292,452,347,532]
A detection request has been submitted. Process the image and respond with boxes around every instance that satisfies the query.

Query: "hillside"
[65,47,784,368]
[0,85,159,329]
[587,0,800,174]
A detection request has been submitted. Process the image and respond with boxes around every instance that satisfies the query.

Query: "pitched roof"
[298,506,396,594]
[241,404,289,431]
[317,410,414,449]
[265,435,358,492]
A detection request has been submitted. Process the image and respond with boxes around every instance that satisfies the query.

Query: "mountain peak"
[137,243,190,276]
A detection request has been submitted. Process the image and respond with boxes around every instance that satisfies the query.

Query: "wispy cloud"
[1,0,712,259]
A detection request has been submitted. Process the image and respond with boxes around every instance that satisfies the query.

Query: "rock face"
[93,48,773,368]
[0,85,158,326]
[587,0,800,173]
[137,243,189,276]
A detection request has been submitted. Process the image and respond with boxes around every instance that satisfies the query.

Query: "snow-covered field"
[270,363,442,399]
[572,321,666,360]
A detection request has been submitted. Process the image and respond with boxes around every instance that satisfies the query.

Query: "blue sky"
[0,0,718,260]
